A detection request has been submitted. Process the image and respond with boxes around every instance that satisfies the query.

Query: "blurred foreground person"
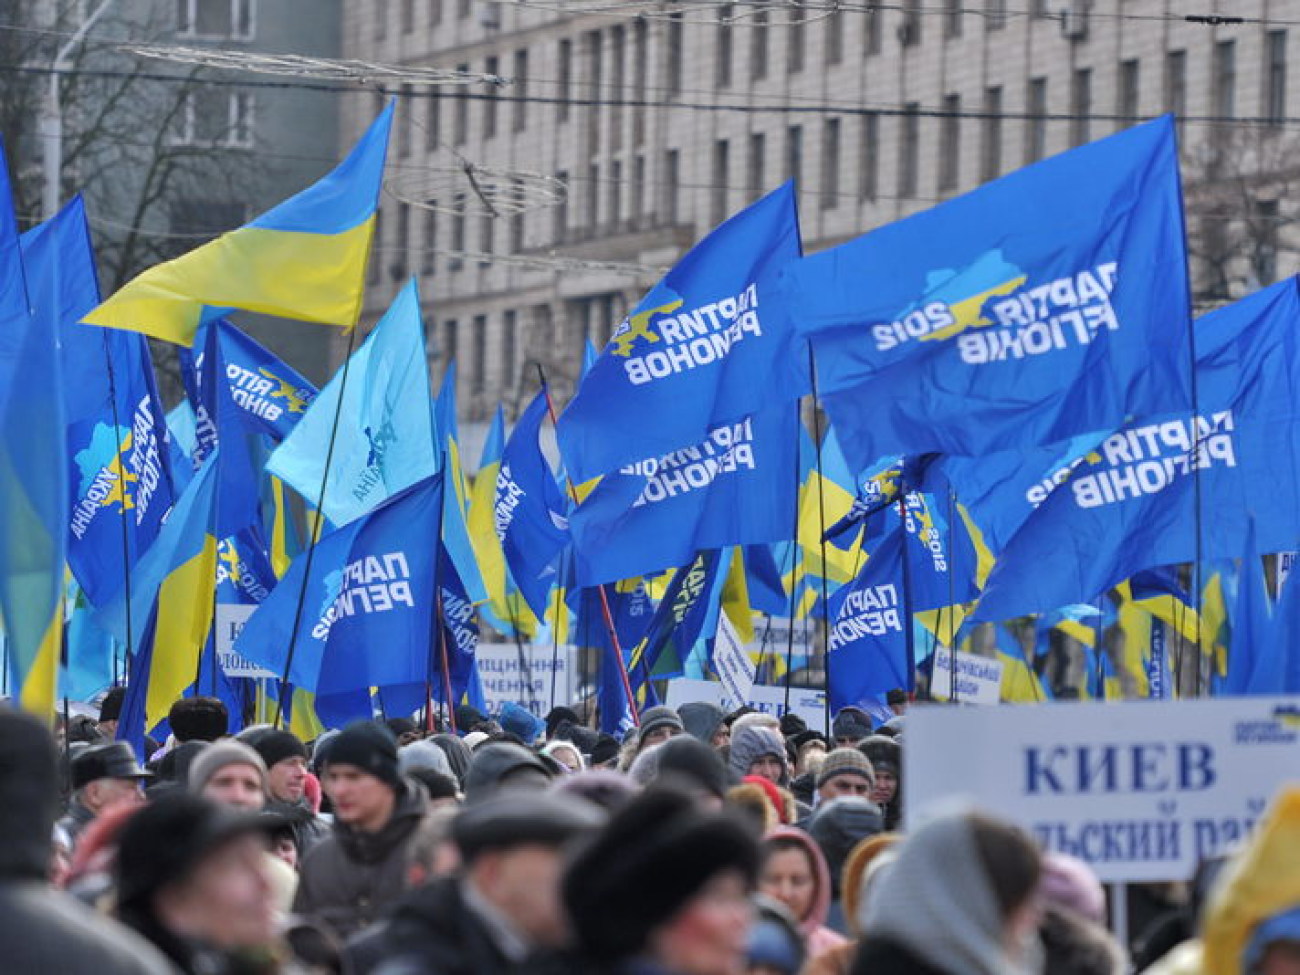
[564,785,760,975]
[115,793,282,974]
[0,707,171,975]
[852,807,1043,975]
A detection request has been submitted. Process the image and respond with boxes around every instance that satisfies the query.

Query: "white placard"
[666,677,827,730]
[905,697,1300,882]
[477,644,575,717]
[930,647,1003,706]
[714,614,757,711]
[215,603,275,678]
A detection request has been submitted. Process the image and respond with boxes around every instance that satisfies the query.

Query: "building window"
[666,14,684,95]
[1164,50,1186,120]
[471,315,487,394]
[425,91,440,149]
[865,6,882,55]
[716,6,733,87]
[898,106,919,197]
[454,63,469,144]
[944,0,962,39]
[860,113,878,200]
[178,0,255,39]
[662,149,679,224]
[609,160,623,228]
[1213,39,1236,119]
[374,0,387,41]
[421,210,436,276]
[502,310,518,393]
[587,163,599,232]
[901,0,921,46]
[986,0,1007,30]
[483,56,499,138]
[442,320,458,372]
[554,171,569,241]
[786,124,802,189]
[1266,31,1287,125]
[632,154,646,220]
[430,0,441,25]
[450,198,465,264]
[171,88,255,147]
[557,39,573,123]
[610,26,625,149]
[981,86,1002,181]
[510,182,525,251]
[479,213,492,261]
[748,131,765,201]
[633,20,648,145]
[751,10,769,80]
[513,49,529,132]
[397,86,412,157]
[1117,59,1139,128]
[712,139,729,224]
[395,203,410,277]
[1026,77,1047,163]
[401,0,414,32]
[826,10,843,65]
[457,0,469,16]
[1070,67,1091,146]
[820,118,840,209]
[1253,199,1279,285]
[939,94,960,190]
[787,11,805,73]
[584,31,602,149]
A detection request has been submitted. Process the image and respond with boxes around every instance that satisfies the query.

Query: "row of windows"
[177,0,254,40]
[374,0,476,41]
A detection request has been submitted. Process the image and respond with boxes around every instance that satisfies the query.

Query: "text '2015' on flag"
[82,102,394,347]
[558,182,808,484]
[780,115,1193,471]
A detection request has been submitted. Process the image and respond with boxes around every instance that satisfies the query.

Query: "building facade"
[342,0,1298,433]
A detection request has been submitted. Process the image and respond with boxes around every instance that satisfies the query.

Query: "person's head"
[806,798,885,900]
[650,735,730,808]
[98,686,126,739]
[679,702,729,750]
[168,696,229,743]
[384,717,420,748]
[116,794,277,952]
[269,822,299,871]
[541,740,585,774]
[70,741,151,814]
[1038,905,1125,975]
[322,721,403,832]
[745,895,806,975]
[405,804,461,887]
[858,735,901,806]
[815,748,876,803]
[455,792,606,947]
[636,706,685,753]
[245,730,309,805]
[545,706,581,742]
[759,828,835,933]
[729,726,789,786]
[462,742,552,803]
[886,689,909,716]
[0,708,61,881]
[188,741,268,812]
[565,786,760,974]
[831,708,873,749]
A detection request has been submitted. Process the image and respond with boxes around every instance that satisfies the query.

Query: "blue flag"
[23,198,175,612]
[495,391,570,621]
[783,116,1192,469]
[193,319,317,442]
[627,550,724,688]
[268,279,438,526]
[234,475,444,701]
[570,405,799,587]
[827,530,911,711]
[975,277,1300,622]
[559,183,807,482]
[1225,523,1273,694]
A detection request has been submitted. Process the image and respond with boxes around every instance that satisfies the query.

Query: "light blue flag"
[23,197,175,614]
[827,529,912,711]
[559,183,807,483]
[974,277,1300,622]
[783,116,1192,470]
[570,405,799,587]
[495,390,570,621]
[1226,522,1273,694]
[268,278,437,526]
[433,365,488,606]
[235,475,444,699]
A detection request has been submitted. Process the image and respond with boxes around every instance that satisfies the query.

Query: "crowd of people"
[4,690,1298,975]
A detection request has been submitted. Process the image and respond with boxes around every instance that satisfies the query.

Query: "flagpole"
[272,326,360,729]
[436,589,456,732]
[101,331,135,678]
[425,468,448,734]
[807,344,833,739]
[784,416,802,716]
[896,492,917,699]
[946,486,957,704]
[549,549,565,711]
[534,364,640,727]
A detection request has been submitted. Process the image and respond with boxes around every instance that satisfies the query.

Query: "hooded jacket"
[293,777,428,938]
[765,827,848,959]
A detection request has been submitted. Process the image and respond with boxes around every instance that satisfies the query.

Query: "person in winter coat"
[857,736,902,830]
[59,740,151,848]
[731,726,792,787]
[294,721,429,939]
[365,791,606,975]
[114,793,282,975]
[461,741,553,803]
[851,808,1042,975]
[243,728,330,854]
[564,785,762,975]
[760,827,849,960]
[0,708,173,975]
